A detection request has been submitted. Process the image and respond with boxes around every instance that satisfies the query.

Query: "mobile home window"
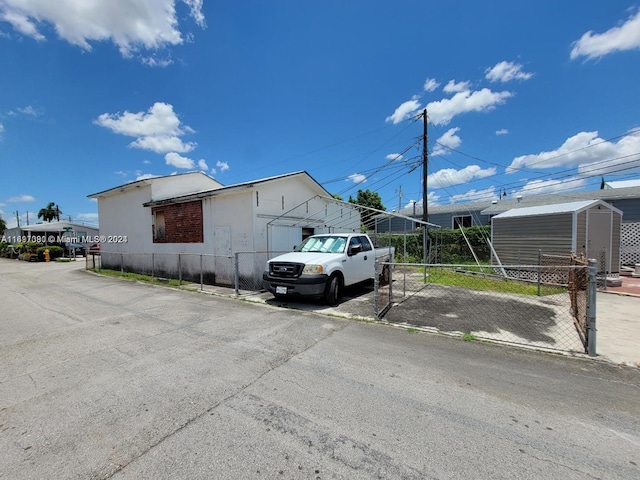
[452,215,472,229]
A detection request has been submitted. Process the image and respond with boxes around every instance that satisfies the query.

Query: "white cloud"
[142,159,151,165]
[130,135,196,153]
[15,105,43,116]
[425,191,440,206]
[8,194,35,202]
[428,165,496,188]
[496,129,509,135]
[515,178,588,197]
[485,61,533,82]
[216,160,229,172]
[423,78,440,92]
[0,0,206,58]
[570,10,640,60]
[432,127,462,156]
[95,102,196,154]
[197,159,208,171]
[386,153,404,161]
[426,88,512,126]
[449,186,496,204]
[385,96,421,124]
[443,80,470,93]
[95,102,190,137]
[141,55,174,68]
[0,123,3,137]
[347,173,367,184]
[506,129,640,173]
[135,173,160,181]
[165,152,195,169]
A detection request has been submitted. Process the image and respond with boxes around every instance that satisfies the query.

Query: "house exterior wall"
[603,198,640,222]
[492,213,574,265]
[150,173,221,202]
[375,210,489,233]
[98,184,153,253]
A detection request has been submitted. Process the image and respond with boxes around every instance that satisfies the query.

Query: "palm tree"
[38,202,60,223]
[0,214,6,235]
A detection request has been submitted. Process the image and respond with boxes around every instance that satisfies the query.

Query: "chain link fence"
[86,250,288,293]
[375,261,595,355]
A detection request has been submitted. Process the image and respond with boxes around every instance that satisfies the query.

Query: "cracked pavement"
[1,260,639,479]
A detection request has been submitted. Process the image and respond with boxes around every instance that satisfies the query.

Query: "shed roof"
[492,200,622,219]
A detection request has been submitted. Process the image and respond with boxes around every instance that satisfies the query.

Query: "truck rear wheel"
[324,275,340,306]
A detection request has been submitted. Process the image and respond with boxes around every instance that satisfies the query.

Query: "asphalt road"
[1,259,639,479]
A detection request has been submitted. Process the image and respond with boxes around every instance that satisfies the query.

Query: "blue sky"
[1,0,640,228]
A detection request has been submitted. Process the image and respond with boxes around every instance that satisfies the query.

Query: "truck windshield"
[294,236,347,253]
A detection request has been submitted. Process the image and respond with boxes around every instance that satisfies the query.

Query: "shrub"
[36,245,64,260]
[373,226,492,264]
[16,241,44,254]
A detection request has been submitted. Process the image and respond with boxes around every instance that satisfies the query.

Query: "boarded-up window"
[154,211,166,240]
[152,201,203,243]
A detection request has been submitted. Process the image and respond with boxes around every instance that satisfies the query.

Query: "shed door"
[587,209,612,272]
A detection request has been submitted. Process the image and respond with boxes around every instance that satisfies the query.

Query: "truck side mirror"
[348,244,362,256]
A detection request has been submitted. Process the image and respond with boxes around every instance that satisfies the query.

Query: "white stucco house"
[88,171,361,286]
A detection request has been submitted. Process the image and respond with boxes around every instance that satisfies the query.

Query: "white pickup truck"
[263,233,394,305]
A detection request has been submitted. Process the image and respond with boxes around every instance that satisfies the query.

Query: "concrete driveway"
[1,259,639,479]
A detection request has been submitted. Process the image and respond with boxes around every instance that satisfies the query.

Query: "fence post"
[178,253,182,285]
[587,258,597,357]
[374,261,380,319]
[234,252,240,295]
[151,253,155,279]
[120,253,124,275]
[537,249,542,296]
[200,254,204,290]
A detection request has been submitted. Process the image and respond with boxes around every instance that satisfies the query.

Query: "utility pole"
[15,210,20,228]
[397,185,403,211]
[421,109,428,223]
[26,211,29,225]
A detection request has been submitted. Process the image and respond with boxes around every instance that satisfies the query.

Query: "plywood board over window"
[154,211,166,241]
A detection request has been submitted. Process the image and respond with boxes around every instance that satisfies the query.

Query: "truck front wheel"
[324,275,341,306]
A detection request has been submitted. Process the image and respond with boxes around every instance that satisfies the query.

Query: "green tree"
[348,189,385,211]
[348,189,385,231]
[332,193,344,201]
[38,202,60,223]
[0,214,6,235]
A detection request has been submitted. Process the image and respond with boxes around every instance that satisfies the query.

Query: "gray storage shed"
[491,200,622,273]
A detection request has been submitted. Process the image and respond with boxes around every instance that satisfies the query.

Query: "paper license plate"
[275,286,287,295]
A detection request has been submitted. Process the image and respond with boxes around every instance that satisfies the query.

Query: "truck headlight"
[302,264,324,274]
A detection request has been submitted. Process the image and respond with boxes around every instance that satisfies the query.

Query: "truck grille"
[269,262,304,278]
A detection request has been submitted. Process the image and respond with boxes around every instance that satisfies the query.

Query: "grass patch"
[462,332,478,342]
[406,327,418,334]
[89,268,183,287]
[423,268,565,296]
